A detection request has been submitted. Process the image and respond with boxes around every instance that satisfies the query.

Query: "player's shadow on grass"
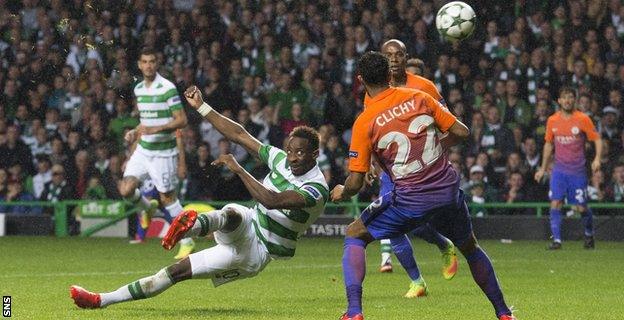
[119,306,263,317]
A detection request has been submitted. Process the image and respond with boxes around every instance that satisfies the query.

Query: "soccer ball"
[436,1,476,42]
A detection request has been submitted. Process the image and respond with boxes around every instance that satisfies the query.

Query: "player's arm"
[184,85,262,157]
[176,130,187,179]
[139,89,188,135]
[123,128,141,154]
[535,142,553,182]
[212,154,308,210]
[581,114,602,172]
[331,117,370,202]
[332,172,366,201]
[535,117,554,182]
[425,93,469,147]
[147,109,187,134]
[440,121,470,149]
[591,138,602,172]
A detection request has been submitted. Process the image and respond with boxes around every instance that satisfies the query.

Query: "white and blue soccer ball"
[435,1,476,42]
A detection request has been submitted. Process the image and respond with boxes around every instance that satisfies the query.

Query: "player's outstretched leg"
[341,216,378,320]
[459,234,514,320]
[389,235,427,298]
[548,207,563,250]
[379,239,393,272]
[70,258,192,308]
[342,236,368,319]
[412,224,458,280]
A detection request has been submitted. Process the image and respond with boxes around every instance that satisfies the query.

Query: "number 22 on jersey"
[377,115,442,179]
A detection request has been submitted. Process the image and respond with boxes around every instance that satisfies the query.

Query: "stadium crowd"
[1,0,624,218]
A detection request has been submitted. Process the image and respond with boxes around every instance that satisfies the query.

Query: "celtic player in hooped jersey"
[70,86,328,309]
[119,47,194,259]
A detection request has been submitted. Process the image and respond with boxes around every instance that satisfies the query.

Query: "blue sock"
[549,208,562,242]
[390,235,421,281]
[343,237,367,317]
[413,224,451,251]
[161,207,173,224]
[135,215,146,240]
[580,207,594,236]
[466,247,511,318]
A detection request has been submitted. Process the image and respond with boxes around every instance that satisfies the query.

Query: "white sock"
[380,239,392,266]
[165,199,184,217]
[100,268,173,307]
[186,210,227,237]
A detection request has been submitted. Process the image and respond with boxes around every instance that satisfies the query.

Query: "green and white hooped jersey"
[134,73,183,157]
[253,144,329,259]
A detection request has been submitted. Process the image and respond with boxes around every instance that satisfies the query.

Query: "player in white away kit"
[70,86,329,310]
[118,48,193,258]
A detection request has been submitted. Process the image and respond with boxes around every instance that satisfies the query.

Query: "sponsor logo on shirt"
[140,111,159,118]
[555,135,579,144]
[348,151,358,158]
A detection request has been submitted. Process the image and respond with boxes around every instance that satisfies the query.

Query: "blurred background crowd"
[1,0,624,217]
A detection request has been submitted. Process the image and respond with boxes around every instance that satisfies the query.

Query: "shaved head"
[381,39,408,85]
[381,39,407,52]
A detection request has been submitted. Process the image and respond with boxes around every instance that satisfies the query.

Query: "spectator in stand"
[279,103,308,137]
[587,169,606,203]
[0,125,34,174]
[481,106,515,156]
[599,106,621,144]
[68,150,96,200]
[269,73,307,121]
[500,172,531,215]
[0,177,40,214]
[605,164,624,202]
[28,154,52,200]
[186,143,217,201]
[0,168,7,199]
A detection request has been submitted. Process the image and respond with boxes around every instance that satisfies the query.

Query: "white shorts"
[123,149,178,193]
[188,204,271,287]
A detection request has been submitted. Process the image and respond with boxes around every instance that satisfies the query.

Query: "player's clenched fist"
[184,85,203,108]
[330,184,346,202]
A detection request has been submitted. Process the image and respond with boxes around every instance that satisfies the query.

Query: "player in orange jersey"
[534,87,602,250]
[373,40,458,299]
[333,52,515,320]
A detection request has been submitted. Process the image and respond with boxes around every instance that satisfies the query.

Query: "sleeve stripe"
[300,182,329,202]
[259,145,271,164]
[169,103,183,111]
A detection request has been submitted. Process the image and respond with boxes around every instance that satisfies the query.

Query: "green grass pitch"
[1,236,623,319]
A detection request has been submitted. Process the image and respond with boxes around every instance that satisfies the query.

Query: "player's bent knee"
[223,209,242,233]
[550,201,563,209]
[159,191,176,206]
[345,219,373,242]
[573,205,586,213]
[166,257,193,283]
[457,233,478,257]
[119,179,138,198]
